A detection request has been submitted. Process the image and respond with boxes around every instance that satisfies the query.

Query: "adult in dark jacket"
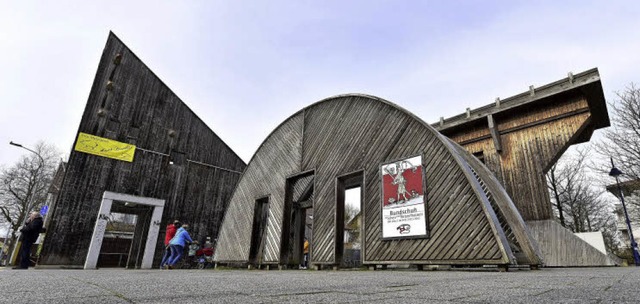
[14,211,43,269]
[159,220,181,269]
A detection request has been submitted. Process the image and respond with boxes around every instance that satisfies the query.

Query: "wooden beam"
[487,114,502,152]
[432,68,604,131]
[454,107,590,146]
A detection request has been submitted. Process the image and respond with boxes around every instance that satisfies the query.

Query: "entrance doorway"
[249,196,270,265]
[337,171,363,268]
[280,171,314,268]
[84,191,164,269]
[97,212,137,267]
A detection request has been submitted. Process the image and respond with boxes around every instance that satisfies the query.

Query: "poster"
[381,155,427,238]
[74,132,136,162]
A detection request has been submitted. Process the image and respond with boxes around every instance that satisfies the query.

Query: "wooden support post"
[495,97,501,107]
[487,114,502,152]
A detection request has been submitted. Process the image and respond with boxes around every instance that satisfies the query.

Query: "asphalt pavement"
[0,266,639,303]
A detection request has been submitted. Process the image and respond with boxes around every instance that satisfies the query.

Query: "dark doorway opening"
[249,197,270,265]
[97,201,153,268]
[337,171,363,268]
[280,171,314,268]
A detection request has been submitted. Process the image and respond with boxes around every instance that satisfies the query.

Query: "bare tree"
[595,83,640,180]
[547,147,619,252]
[0,142,61,260]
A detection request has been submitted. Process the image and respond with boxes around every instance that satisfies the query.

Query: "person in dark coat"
[14,211,43,269]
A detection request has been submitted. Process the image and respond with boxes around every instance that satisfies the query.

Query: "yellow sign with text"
[74,132,136,162]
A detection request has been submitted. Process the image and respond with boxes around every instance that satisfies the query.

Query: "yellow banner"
[74,132,136,162]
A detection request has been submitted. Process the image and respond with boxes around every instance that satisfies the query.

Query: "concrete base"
[527,220,618,267]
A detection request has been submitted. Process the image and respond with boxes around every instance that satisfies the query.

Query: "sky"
[1,1,640,169]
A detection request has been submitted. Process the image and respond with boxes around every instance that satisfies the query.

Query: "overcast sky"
[1,1,639,168]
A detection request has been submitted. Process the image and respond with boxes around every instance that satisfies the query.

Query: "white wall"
[574,232,607,255]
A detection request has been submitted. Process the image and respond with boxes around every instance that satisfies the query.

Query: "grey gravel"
[1,267,639,303]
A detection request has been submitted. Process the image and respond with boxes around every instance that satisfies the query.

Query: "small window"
[473,151,485,164]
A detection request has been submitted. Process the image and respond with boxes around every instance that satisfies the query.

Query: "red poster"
[381,155,427,238]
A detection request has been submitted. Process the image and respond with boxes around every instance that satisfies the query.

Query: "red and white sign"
[381,155,427,238]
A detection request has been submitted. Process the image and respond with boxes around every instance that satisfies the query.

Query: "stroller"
[176,242,201,269]
[195,246,214,269]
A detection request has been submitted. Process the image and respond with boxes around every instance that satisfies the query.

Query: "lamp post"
[9,141,45,214]
[609,157,640,266]
[7,141,45,266]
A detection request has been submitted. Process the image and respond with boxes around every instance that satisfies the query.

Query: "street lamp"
[609,157,640,266]
[9,141,45,213]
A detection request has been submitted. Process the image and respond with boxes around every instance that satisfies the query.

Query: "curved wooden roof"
[216,94,541,266]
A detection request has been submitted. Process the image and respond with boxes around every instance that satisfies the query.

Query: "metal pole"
[615,176,640,266]
[610,158,640,266]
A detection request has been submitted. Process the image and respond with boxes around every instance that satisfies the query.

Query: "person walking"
[302,238,310,269]
[13,211,43,270]
[165,224,193,269]
[159,220,180,269]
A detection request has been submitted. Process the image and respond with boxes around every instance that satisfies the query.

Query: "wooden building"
[215,94,543,269]
[434,69,615,266]
[39,32,246,268]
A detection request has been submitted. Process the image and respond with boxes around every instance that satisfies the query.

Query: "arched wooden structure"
[215,95,542,268]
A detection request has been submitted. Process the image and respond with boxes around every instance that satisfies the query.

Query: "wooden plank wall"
[216,95,532,266]
[215,113,304,263]
[39,32,246,266]
[447,138,543,265]
[442,96,591,221]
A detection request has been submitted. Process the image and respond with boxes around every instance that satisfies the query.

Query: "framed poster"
[381,155,427,239]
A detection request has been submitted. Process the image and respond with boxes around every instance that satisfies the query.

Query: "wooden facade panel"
[215,113,304,262]
[302,97,410,263]
[40,33,246,266]
[443,95,592,221]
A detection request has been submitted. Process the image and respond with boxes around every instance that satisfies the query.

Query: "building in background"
[607,180,640,257]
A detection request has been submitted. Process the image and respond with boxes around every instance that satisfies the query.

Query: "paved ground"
[0,267,639,303]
